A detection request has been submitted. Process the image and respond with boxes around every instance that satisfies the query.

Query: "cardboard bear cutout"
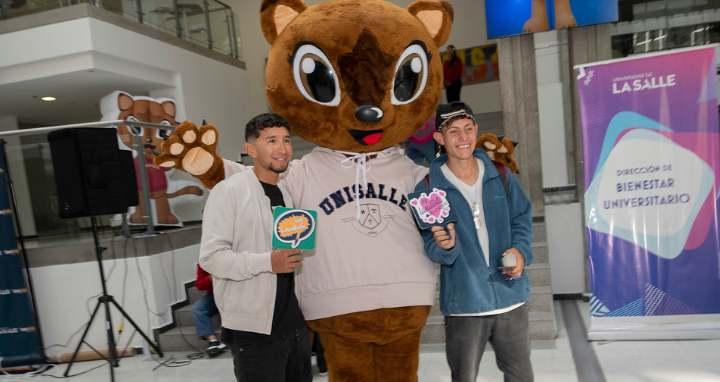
[100,91,205,226]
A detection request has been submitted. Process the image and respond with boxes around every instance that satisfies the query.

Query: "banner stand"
[576,46,720,341]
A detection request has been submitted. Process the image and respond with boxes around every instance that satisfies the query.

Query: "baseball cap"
[435,102,476,131]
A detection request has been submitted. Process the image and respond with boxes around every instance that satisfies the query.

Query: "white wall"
[0,17,252,161]
[88,18,251,161]
[535,30,571,188]
[227,0,271,121]
[30,243,198,359]
[0,21,94,82]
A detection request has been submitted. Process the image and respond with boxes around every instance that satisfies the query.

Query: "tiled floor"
[2,301,719,381]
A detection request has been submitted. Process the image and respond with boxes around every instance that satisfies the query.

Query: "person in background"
[191,264,227,357]
[443,45,464,103]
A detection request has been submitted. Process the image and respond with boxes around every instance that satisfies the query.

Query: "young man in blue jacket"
[415,102,534,382]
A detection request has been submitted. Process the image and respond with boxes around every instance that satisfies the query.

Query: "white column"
[534,30,571,188]
[533,30,586,294]
[498,34,545,217]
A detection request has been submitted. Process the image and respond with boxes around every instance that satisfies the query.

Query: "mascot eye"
[157,120,172,140]
[125,116,142,136]
[391,44,429,105]
[292,44,340,106]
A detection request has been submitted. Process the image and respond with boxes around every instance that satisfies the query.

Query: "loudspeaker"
[48,128,138,218]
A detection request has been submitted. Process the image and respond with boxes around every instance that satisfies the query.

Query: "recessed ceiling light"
[40,96,57,102]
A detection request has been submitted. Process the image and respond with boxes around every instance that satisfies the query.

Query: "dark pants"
[225,327,312,382]
[445,80,462,103]
[311,331,327,372]
[445,304,533,382]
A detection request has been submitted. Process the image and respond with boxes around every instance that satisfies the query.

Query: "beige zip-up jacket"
[199,170,293,334]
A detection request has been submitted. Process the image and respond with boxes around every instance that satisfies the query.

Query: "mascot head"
[261,0,453,153]
[101,91,176,157]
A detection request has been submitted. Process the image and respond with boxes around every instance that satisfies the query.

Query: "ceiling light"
[40,96,57,102]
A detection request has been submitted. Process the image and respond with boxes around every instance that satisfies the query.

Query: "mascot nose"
[355,105,384,124]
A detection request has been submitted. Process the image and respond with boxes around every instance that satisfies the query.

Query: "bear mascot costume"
[156,1,454,380]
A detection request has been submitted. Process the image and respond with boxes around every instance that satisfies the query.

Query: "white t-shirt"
[441,159,489,265]
[441,159,524,316]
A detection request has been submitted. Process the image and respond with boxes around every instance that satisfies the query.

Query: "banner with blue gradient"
[485,0,618,39]
[0,142,44,367]
[576,47,720,340]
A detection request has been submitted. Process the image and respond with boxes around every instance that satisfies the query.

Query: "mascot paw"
[477,133,521,174]
[156,121,220,177]
[477,133,503,161]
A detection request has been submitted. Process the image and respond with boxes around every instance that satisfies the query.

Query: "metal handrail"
[0,0,240,59]
[0,120,172,138]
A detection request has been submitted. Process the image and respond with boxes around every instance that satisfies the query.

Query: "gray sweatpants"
[445,304,534,382]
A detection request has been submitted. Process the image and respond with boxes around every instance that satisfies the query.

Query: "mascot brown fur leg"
[308,306,430,382]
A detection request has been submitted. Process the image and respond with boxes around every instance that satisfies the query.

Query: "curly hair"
[244,113,291,141]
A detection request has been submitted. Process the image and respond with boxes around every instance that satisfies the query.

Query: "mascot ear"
[502,137,518,148]
[161,100,176,119]
[261,0,307,45]
[117,92,134,111]
[408,1,453,47]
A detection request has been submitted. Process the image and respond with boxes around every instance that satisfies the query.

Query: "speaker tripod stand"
[63,216,164,381]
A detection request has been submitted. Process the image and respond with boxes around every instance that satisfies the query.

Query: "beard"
[270,162,289,174]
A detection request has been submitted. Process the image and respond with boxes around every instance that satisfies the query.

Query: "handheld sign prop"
[272,207,317,250]
[408,188,455,230]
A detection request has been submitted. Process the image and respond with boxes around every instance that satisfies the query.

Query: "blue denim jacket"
[414,150,533,315]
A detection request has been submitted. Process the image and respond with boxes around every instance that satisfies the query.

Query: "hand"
[271,249,303,273]
[431,223,456,250]
[502,248,525,279]
[154,121,225,189]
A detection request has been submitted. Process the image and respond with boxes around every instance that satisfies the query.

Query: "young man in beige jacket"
[199,113,311,382]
